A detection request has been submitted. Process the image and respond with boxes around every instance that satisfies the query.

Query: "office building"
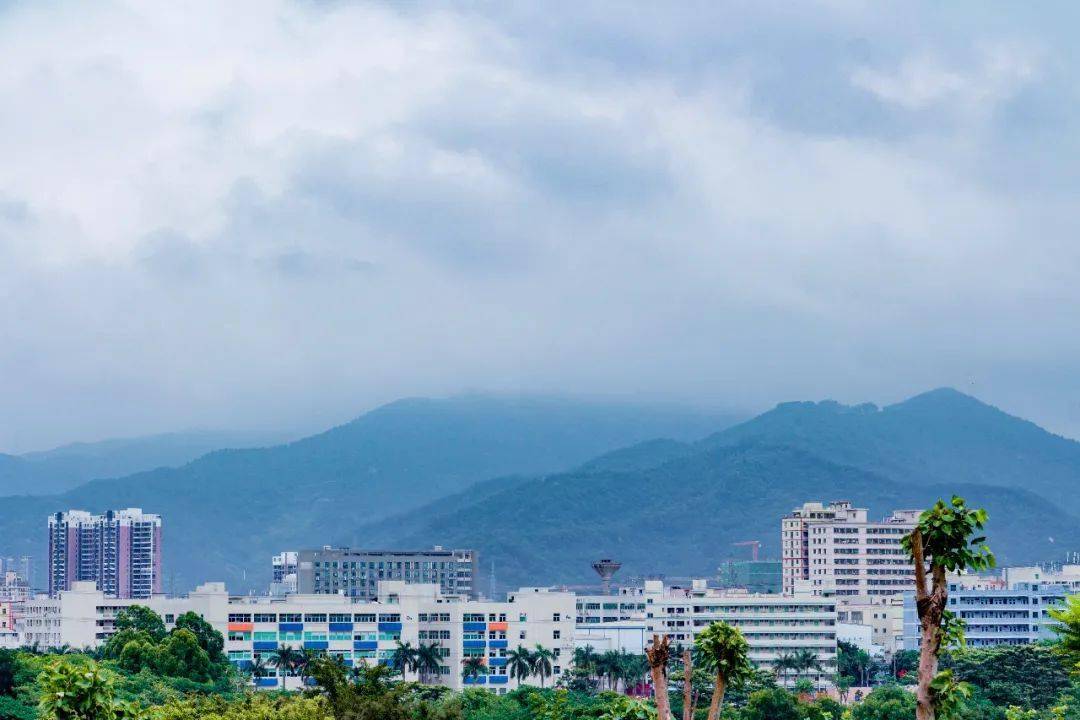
[782,501,918,598]
[297,547,477,598]
[48,509,162,599]
[18,580,574,693]
[271,552,298,595]
[576,579,837,687]
[903,582,1068,650]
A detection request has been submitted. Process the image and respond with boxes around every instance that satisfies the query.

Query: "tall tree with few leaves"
[902,496,994,720]
[694,622,754,720]
[645,634,672,720]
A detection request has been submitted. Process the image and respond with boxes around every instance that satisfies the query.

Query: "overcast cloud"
[2,0,1080,451]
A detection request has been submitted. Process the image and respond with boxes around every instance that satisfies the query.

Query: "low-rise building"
[576,580,837,687]
[17,580,573,693]
[903,582,1068,650]
[297,547,477,599]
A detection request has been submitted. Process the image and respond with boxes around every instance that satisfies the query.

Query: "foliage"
[901,497,995,575]
[114,607,166,644]
[1051,595,1080,676]
[152,693,330,720]
[849,685,917,720]
[945,644,1071,709]
[37,658,144,720]
[930,669,972,720]
[738,688,801,720]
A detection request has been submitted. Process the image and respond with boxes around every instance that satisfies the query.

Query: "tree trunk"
[911,529,947,720]
[705,674,726,720]
[646,634,672,720]
[682,649,694,720]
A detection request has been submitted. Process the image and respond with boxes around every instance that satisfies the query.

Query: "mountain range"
[1,388,1077,595]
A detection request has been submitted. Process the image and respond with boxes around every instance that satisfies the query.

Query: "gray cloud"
[2,0,1080,451]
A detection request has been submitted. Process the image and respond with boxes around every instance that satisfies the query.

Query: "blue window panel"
[489,675,508,685]
[255,677,279,687]
[488,640,508,649]
[462,640,486,649]
[344,659,353,666]
[463,675,487,685]
[253,641,278,651]
[354,641,378,650]
[304,641,329,650]
[279,623,303,633]
[488,657,507,667]
[329,622,353,632]
[462,622,487,632]
[377,622,402,632]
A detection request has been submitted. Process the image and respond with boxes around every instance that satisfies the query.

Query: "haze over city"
[4,1,1080,452]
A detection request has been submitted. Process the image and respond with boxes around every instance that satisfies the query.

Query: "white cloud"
[1,0,1079,450]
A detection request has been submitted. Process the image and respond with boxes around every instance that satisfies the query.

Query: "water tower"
[592,558,622,595]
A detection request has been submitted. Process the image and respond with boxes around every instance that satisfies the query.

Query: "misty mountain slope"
[0,430,289,496]
[0,396,739,591]
[701,388,1080,512]
[361,442,1080,590]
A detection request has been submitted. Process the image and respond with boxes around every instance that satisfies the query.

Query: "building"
[17,580,574,693]
[782,501,918,598]
[0,570,32,602]
[718,560,782,594]
[903,582,1068,650]
[836,595,904,656]
[576,579,837,687]
[297,547,477,599]
[48,509,162,599]
[0,601,16,649]
[271,552,298,595]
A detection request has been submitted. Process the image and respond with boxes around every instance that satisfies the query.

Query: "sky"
[2,0,1080,452]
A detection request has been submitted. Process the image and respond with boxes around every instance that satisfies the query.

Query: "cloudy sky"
[2,0,1079,451]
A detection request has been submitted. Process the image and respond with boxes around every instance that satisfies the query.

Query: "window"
[228,613,252,622]
[304,613,327,623]
[519,631,526,639]
[553,613,560,622]
[280,613,301,623]
[329,614,351,623]
[254,613,277,623]
[553,630,561,639]
[354,613,376,623]
[378,613,401,622]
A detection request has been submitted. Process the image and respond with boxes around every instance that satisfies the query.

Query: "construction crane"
[732,540,761,561]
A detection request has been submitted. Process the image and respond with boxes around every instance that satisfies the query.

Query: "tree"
[902,496,995,720]
[155,629,214,682]
[390,641,418,678]
[1051,593,1080,675]
[117,639,158,675]
[740,688,801,720]
[461,657,488,681]
[171,612,224,664]
[772,653,796,684]
[790,649,822,685]
[944,643,1070,709]
[644,634,672,720]
[574,645,599,679]
[102,629,154,661]
[507,646,533,685]
[0,649,18,696]
[694,622,753,720]
[270,645,300,683]
[850,685,917,720]
[114,606,166,643]
[680,649,693,720]
[531,645,554,688]
[38,658,145,720]
[837,641,872,687]
[415,642,444,684]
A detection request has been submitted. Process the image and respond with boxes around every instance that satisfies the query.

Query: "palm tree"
[694,622,753,720]
[598,650,621,690]
[507,646,533,685]
[416,642,444,684]
[531,644,554,688]
[462,656,488,682]
[772,652,796,684]
[390,641,419,678]
[791,649,822,686]
[573,645,599,680]
[270,645,300,684]
[249,655,269,682]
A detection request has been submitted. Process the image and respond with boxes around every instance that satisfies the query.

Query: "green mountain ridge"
[358,441,1080,591]
[0,396,740,591]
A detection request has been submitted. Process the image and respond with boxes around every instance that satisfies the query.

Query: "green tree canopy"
[114,606,166,643]
[171,612,224,664]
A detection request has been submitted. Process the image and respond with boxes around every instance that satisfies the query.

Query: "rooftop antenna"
[592,559,622,595]
[489,560,496,599]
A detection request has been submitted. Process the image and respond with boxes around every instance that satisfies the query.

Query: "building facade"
[48,509,162,599]
[297,547,477,599]
[18,580,574,693]
[903,582,1068,650]
[782,501,917,598]
[718,560,783,594]
[576,580,837,687]
[271,552,298,595]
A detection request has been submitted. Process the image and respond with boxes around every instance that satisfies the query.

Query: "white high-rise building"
[782,501,918,598]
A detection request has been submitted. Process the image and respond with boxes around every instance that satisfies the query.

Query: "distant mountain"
[359,442,1080,590]
[701,388,1080,513]
[0,431,289,496]
[0,396,741,591]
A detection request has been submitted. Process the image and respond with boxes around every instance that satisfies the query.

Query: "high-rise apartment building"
[297,547,477,598]
[781,501,918,598]
[48,509,162,599]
